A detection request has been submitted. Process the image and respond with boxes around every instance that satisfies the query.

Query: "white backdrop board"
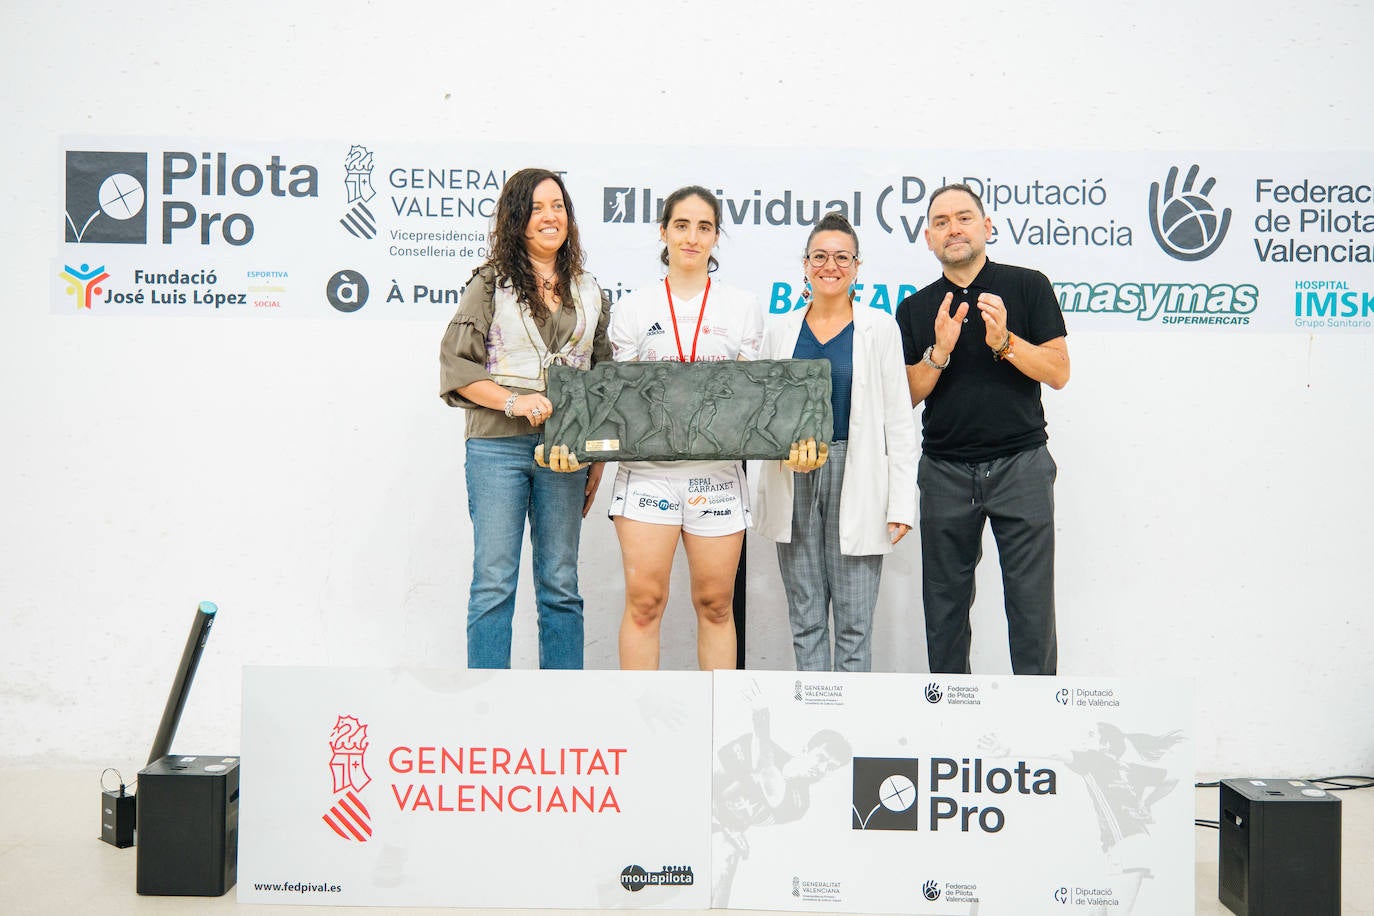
[711,671,1193,915]
[56,137,1371,333]
[238,667,711,909]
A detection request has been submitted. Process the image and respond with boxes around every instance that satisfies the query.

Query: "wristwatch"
[921,345,950,371]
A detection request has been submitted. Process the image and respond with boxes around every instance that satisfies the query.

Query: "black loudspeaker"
[136,755,240,896]
[1219,777,1340,916]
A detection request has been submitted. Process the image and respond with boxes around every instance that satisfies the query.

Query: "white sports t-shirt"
[609,277,763,478]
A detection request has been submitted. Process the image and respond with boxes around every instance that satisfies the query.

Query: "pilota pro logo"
[322,714,373,841]
[922,880,942,901]
[924,682,944,704]
[1148,164,1232,261]
[852,757,920,830]
[65,151,148,244]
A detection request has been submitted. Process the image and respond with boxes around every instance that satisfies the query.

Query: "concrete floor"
[1,768,1369,915]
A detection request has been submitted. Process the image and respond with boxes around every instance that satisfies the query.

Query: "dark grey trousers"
[918,446,1058,675]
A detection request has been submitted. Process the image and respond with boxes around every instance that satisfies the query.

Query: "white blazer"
[752,305,918,555]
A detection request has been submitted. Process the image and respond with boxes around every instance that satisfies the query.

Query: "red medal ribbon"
[664,277,711,363]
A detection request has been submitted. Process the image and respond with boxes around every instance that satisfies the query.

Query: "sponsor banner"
[712,671,1193,915]
[57,137,1370,331]
[238,668,711,908]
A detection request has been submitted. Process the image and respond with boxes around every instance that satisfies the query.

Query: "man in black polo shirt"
[895,183,1070,675]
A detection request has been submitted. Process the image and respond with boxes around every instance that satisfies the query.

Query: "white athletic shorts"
[608,462,749,535]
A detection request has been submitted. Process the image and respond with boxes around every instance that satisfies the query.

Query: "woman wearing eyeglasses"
[753,211,917,672]
[608,185,763,670]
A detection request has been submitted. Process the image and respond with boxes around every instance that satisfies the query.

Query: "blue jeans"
[464,434,587,669]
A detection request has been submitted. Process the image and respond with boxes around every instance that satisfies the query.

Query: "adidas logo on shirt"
[646,321,666,336]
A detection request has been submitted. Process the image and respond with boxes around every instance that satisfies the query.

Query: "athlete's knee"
[624,586,668,628]
[695,591,736,627]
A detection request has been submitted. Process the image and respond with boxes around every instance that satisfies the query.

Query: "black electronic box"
[1219,777,1340,916]
[135,755,239,896]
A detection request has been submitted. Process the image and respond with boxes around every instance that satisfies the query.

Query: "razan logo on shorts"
[852,757,921,830]
[1148,164,1232,261]
[638,497,679,511]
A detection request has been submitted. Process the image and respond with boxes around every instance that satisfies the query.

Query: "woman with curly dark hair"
[439,167,610,669]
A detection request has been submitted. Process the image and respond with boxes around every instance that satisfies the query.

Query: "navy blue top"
[793,320,854,441]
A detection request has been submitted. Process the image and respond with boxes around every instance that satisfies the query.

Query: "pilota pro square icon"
[852,757,920,830]
[65,151,148,244]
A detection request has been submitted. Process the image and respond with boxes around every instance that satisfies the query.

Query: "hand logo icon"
[1149,164,1232,261]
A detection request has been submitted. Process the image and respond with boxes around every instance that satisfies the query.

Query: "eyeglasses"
[806,250,856,268]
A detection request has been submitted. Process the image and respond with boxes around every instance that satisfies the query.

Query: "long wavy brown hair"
[474,167,586,325]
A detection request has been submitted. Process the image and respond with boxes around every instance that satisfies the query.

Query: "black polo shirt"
[895,259,1067,462]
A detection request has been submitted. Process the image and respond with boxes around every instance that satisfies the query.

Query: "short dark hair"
[659,185,722,273]
[927,182,986,218]
[805,211,859,256]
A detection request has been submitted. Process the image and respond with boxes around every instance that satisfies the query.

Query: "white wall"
[3,1,1371,777]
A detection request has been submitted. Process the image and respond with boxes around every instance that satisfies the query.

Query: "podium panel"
[711,672,1193,915]
[238,668,712,909]
[240,669,1190,913]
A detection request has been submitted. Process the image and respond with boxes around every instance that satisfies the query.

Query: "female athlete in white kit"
[607,185,762,670]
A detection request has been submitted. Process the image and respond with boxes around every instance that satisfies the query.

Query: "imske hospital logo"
[65,151,148,244]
